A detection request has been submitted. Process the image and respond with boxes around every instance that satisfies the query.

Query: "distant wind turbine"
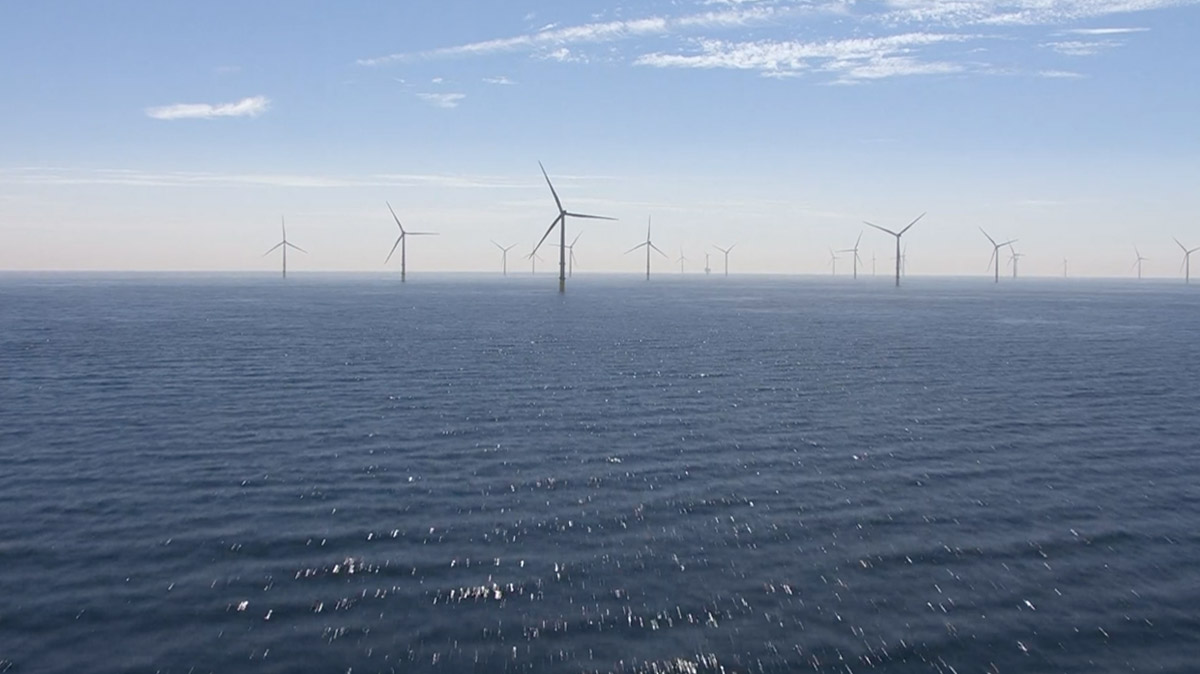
[828,248,840,276]
[626,216,668,280]
[263,216,306,279]
[1132,246,1148,280]
[531,161,616,292]
[526,249,543,275]
[980,228,1017,284]
[714,244,736,277]
[1175,238,1200,284]
[864,213,924,287]
[551,231,583,278]
[872,252,877,277]
[1008,245,1024,279]
[492,240,517,276]
[676,247,688,274]
[837,232,864,279]
[704,253,712,275]
[385,202,437,282]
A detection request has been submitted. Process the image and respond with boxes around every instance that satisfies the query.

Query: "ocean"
[2,273,1198,673]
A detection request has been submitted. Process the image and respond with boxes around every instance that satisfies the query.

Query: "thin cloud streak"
[416,92,467,108]
[145,95,270,120]
[0,167,531,190]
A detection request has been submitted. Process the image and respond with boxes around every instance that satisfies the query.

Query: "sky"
[2,0,1199,278]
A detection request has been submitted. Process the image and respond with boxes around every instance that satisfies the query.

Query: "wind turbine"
[704,253,712,275]
[552,231,583,278]
[385,202,437,282]
[872,253,877,277]
[526,249,543,275]
[828,248,840,277]
[714,244,736,277]
[625,216,668,280]
[1008,245,1024,280]
[980,228,1017,284]
[864,213,924,287]
[1175,238,1200,284]
[837,232,864,279]
[1132,246,1148,280]
[531,162,616,292]
[676,247,688,274]
[492,241,517,276]
[263,216,306,279]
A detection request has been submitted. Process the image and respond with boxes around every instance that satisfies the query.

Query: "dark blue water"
[2,274,1198,673]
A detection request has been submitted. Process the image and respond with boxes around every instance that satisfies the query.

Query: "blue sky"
[2,0,1199,277]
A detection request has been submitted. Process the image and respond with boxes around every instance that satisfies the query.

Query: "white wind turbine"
[676,247,688,274]
[704,253,712,275]
[526,249,544,275]
[625,216,668,280]
[714,244,736,277]
[492,241,517,276]
[828,248,840,276]
[837,232,864,279]
[1132,246,1148,280]
[864,213,924,287]
[1175,237,1200,284]
[531,162,616,292]
[980,228,1017,284]
[385,202,437,282]
[263,216,306,279]
[551,231,583,278]
[1008,245,1024,279]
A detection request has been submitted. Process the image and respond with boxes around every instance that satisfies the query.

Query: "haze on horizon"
[2,1,1199,279]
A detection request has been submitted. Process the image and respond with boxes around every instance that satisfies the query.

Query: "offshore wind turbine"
[980,228,1017,284]
[1132,246,1148,279]
[551,231,583,278]
[625,216,668,280]
[492,241,517,276]
[828,248,840,276]
[526,249,544,275]
[1175,238,1200,284]
[714,244,736,277]
[864,213,924,287]
[1008,246,1024,279]
[677,247,688,274]
[385,202,437,282]
[704,253,712,275]
[531,162,616,292]
[837,232,864,279]
[263,216,306,279]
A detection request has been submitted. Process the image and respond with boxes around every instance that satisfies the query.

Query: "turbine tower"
[625,216,667,280]
[704,253,712,275]
[551,231,583,278]
[864,213,924,287]
[714,244,736,277]
[980,228,1017,284]
[1175,238,1200,284]
[1133,246,1148,280]
[263,216,306,279]
[492,241,517,276]
[837,232,864,279]
[385,202,437,282]
[531,161,616,292]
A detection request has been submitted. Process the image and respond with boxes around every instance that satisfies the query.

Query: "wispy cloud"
[636,32,971,81]
[1064,26,1150,34]
[145,95,269,120]
[0,167,529,190]
[1044,39,1121,55]
[483,76,517,85]
[416,92,466,108]
[1038,69,1086,78]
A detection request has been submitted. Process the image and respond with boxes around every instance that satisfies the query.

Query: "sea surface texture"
[2,274,1198,673]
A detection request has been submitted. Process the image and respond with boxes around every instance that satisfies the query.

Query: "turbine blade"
[571,231,583,246]
[386,201,405,234]
[899,212,926,235]
[538,161,564,213]
[650,242,668,258]
[1174,237,1186,252]
[385,237,402,264]
[999,239,1017,247]
[531,214,562,256]
[625,242,649,255]
[408,232,438,236]
[855,231,863,248]
[987,249,996,271]
[864,221,898,237]
[565,212,617,221]
[979,227,996,246]
[286,242,308,254]
[263,242,284,256]
[492,240,504,251]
